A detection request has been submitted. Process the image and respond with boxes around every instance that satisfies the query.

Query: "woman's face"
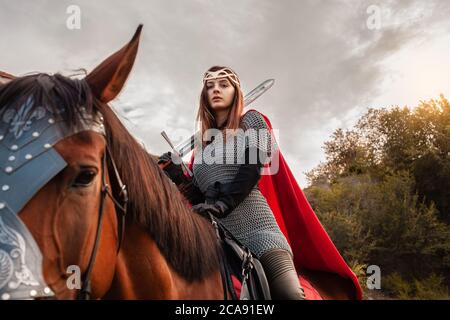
[206,78,235,112]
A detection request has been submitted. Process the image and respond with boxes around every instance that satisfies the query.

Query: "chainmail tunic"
[192,111,293,258]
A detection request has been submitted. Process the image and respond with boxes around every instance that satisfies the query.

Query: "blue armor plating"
[0,97,104,299]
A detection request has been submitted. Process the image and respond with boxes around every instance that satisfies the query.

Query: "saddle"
[207,214,272,300]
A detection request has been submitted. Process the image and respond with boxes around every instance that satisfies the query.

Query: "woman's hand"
[158,152,184,185]
[158,151,175,164]
[191,201,229,219]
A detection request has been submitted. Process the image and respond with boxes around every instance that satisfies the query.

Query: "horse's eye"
[73,170,97,187]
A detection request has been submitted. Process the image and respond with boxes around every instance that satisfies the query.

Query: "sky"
[1,0,449,187]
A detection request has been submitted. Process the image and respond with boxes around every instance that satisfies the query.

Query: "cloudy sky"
[1,0,449,187]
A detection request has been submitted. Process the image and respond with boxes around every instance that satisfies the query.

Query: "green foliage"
[383,273,413,299]
[305,96,450,299]
[413,152,450,222]
[414,274,450,300]
[383,273,450,300]
[306,172,450,280]
[306,96,450,222]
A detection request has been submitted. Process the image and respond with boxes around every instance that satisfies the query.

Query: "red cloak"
[188,110,363,300]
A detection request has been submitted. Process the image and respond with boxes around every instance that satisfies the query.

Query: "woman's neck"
[214,109,229,128]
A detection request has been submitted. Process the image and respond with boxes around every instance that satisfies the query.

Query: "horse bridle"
[77,146,128,300]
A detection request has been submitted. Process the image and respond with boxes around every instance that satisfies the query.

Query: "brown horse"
[0,26,356,300]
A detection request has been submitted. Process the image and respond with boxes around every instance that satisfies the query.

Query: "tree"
[305,96,450,298]
[306,96,450,221]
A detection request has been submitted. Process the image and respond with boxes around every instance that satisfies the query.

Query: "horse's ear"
[86,24,143,103]
[0,71,16,84]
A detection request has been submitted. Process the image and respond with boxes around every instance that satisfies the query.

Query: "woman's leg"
[259,248,305,300]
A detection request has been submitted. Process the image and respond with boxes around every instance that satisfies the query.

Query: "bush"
[304,97,450,299]
[305,172,450,298]
[414,274,450,300]
[383,272,412,299]
[383,273,450,300]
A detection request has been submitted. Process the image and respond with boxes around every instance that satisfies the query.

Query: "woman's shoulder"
[241,110,270,130]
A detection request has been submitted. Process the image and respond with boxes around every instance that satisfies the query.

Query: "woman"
[159,66,305,300]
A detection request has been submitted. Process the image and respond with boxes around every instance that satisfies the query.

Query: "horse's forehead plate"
[0,97,104,299]
[0,97,105,215]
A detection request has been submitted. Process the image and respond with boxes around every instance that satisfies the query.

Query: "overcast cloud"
[1,0,449,186]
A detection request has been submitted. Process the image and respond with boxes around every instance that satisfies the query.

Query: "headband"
[203,67,240,87]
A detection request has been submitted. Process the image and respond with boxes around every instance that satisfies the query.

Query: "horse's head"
[0,25,142,300]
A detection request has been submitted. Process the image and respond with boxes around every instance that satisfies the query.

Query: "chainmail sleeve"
[241,110,278,166]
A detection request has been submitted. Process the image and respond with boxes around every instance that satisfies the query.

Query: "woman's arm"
[178,176,205,205]
[158,152,205,205]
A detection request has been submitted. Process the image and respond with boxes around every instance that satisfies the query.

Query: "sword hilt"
[160,131,193,177]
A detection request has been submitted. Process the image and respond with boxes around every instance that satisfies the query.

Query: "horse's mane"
[0,73,222,282]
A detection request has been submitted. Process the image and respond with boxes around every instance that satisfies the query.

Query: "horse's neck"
[104,222,224,299]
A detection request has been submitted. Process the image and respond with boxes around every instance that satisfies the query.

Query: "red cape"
[188,110,363,300]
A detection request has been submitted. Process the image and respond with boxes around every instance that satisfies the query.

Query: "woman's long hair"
[196,66,244,147]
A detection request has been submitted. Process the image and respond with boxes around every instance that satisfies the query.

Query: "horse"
[0,25,357,300]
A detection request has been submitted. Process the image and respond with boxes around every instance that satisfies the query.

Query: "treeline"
[304,95,450,299]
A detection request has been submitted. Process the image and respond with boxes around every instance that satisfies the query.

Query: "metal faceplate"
[0,97,104,299]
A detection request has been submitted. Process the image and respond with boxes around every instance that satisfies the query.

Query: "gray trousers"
[259,248,306,300]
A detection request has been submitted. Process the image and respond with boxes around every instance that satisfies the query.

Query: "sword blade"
[243,79,274,106]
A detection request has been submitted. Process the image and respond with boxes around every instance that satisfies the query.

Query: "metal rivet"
[44,287,52,295]
[8,155,15,161]
[32,132,39,137]
[2,185,9,191]
[48,118,55,124]
[5,167,13,173]
[11,145,18,150]
[1,293,10,300]
[25,154,32,160]
[44,143,51,149]
[0,203,5,209]
[0,135,3,141]
[30,290,37,297]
